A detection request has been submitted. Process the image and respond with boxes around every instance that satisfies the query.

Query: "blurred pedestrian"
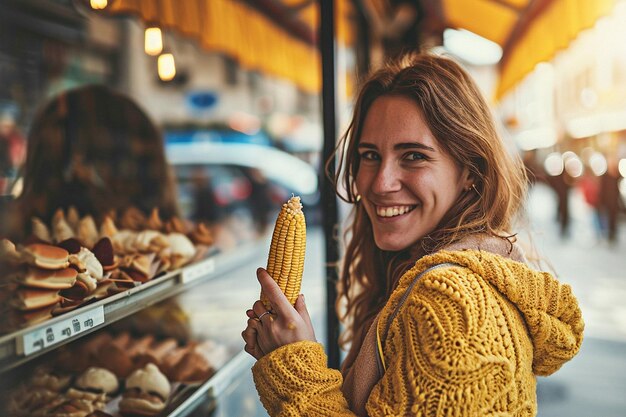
[579,171,603,239]
[241,167,274,234]
[0,84,179,240]
[191,167,221,225]
[545,170,572,238]
[598,157,625,244]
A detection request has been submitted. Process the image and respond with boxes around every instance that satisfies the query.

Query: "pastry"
[58,238,83,255]
[166,233,196,269]
[165,216,188,234]
[31,217,52,242]
[22,243,70,270]
[189,222,214,246]
[6,387,57,417]
[20,304,56,325]
[99,215,118,239]
[75,367,119,396]
[59,274,95,300]
[110,230,137,255]
[96,342,134,379]
[168,346,214,382]
[134,230,169,253]
[75,248,104,282]
[14,288,61,311]
[160,347,187,380]
[52,208,76,242]
[86,411,114,417]
[31,368,73,392]
[119,254,153,282]
[146,208,163,231]
[119,207,147,231]
[126,334,155,357]
[76,272,98,293]
[0,238,23,265]
[91,238,116,270]
[119,363,170,416]
[19,267,77,289]
[77,216,99,249]
[132,338,178,369]
[67,206,81,232]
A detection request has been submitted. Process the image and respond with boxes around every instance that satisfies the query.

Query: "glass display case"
[0,238,273,416]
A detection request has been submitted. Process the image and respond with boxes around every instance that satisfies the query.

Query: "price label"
[18,306,105,356]
[181,258,215,284]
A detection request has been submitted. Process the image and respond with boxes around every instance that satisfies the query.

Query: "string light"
[145,27,163,56]
[89,0,108,9]
[158,53,176,81]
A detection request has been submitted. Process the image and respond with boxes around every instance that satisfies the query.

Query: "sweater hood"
[416,235,584,376]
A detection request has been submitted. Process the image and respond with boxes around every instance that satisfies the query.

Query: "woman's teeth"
[376,205,415,218]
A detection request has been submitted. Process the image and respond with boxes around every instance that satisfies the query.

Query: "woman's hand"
[242,268,316,360]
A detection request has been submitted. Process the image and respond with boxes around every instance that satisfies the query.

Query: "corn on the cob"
[261,196,306,308]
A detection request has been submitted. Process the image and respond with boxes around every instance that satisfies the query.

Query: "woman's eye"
[360,151,380,161]
[404,152,426,162]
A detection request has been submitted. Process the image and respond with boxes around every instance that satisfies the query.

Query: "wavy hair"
[331,53,529,355]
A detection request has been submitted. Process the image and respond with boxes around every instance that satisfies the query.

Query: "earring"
[355,194,361,203]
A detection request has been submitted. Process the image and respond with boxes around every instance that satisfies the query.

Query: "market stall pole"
[319,0,341,370]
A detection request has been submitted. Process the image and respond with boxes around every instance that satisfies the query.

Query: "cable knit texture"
[252,250,584,416]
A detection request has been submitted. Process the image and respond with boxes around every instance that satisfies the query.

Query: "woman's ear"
[461,167,475,191]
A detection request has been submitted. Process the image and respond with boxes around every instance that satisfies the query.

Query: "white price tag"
[18,306,105,356]
[181,258,215,283]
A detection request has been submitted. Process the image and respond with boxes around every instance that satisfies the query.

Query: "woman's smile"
[374,204,417,222]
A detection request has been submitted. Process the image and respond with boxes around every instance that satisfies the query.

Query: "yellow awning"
[369,0,619,99]
[107,0,321,93]
[440,0,618,99]
[496,0,617,98]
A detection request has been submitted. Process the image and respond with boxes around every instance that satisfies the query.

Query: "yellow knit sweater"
[252,250,584,416]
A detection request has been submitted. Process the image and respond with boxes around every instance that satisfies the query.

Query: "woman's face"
[355,95,471,252]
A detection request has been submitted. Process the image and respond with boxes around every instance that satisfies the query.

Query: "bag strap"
[375,262,461,376]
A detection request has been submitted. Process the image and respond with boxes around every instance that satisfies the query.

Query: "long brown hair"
[331,53,529,353]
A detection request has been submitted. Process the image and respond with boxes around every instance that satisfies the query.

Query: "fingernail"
[301,294,305,302]
[256,267,264,275]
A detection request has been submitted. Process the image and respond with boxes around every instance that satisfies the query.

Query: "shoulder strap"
[375,262,461,376]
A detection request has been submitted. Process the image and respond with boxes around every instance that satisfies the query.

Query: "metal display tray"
[0,242,264,373]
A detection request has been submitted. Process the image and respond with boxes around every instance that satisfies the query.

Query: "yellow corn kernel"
[261,196,306,308]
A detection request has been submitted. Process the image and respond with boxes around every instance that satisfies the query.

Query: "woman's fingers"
[252,300,275,324]
[294,294,313,329]
[242,319,264,360]
[256,268,293,315]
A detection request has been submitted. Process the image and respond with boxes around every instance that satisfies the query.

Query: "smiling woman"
[242,52,584,417]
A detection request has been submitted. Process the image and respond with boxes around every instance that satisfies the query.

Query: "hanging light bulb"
[145,27,163,56]
[158,53,176,81]
[90,0,108,9]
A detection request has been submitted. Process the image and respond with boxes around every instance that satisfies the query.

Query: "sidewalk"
[527,183,626,416]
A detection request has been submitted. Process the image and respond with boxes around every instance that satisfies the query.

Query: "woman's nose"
[371,162,401,194]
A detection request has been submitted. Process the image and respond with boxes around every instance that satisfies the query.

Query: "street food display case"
[0,221,271,417]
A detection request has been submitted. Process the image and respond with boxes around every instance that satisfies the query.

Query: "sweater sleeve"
[252,341,356,417]
[252,271,518,416]
[365,269,517,416]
